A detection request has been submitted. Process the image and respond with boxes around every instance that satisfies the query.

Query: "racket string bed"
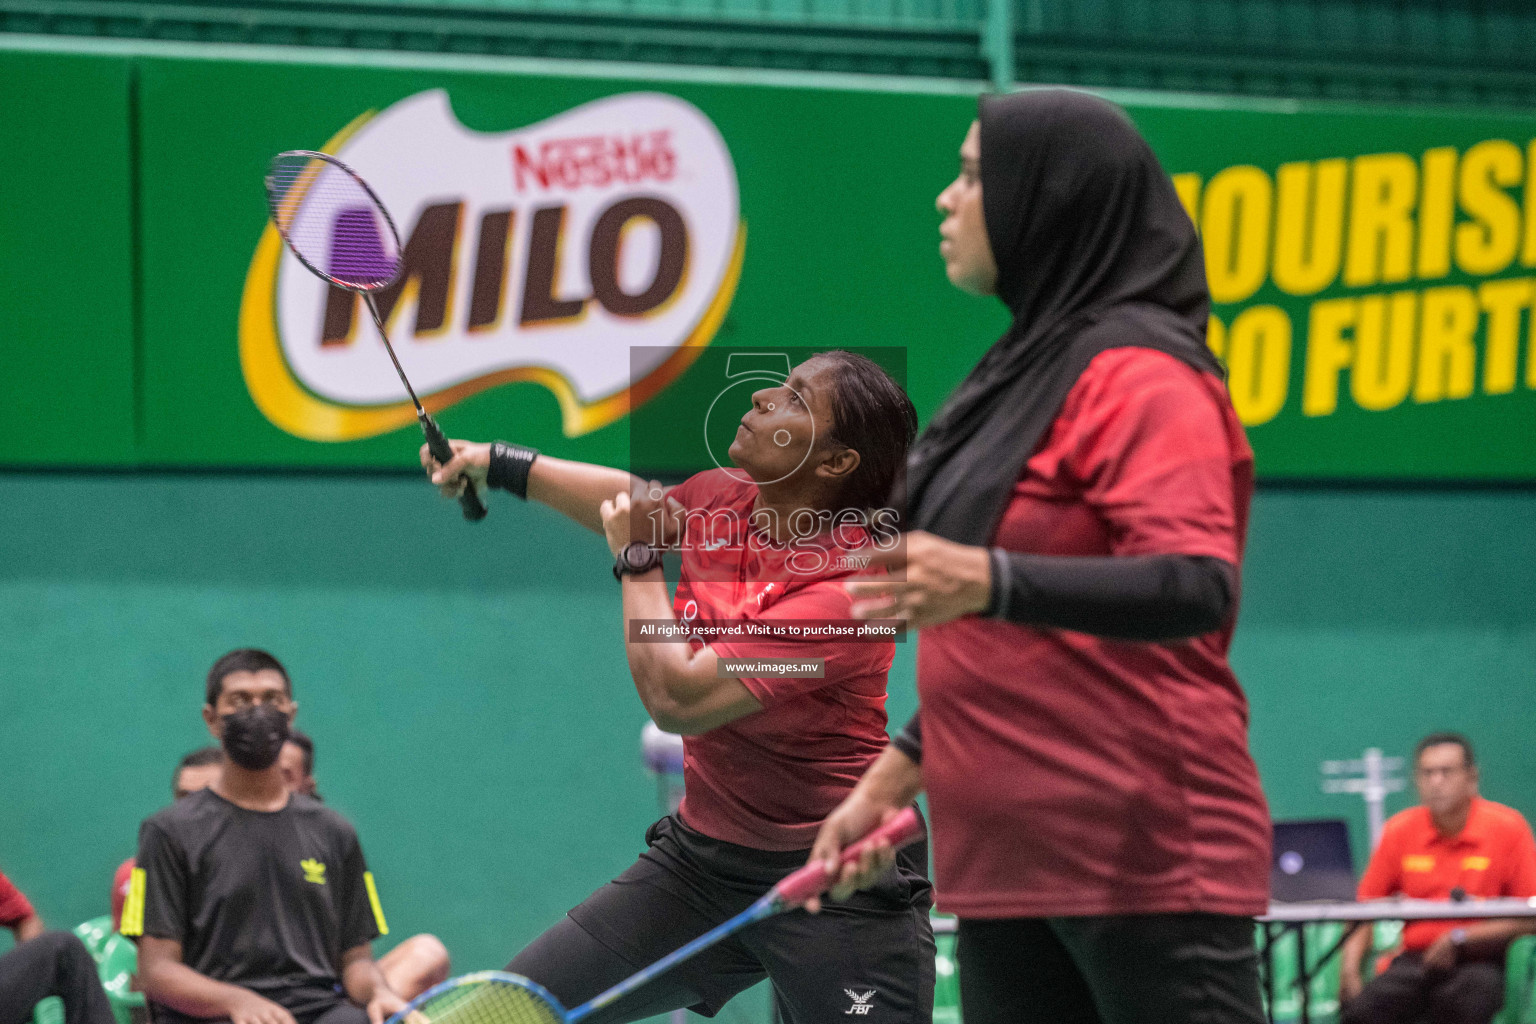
[412,976,566,1024]
[266,154,400,290]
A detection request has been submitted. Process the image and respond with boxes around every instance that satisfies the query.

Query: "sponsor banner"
[1137,102,1536,478]
[5,44,1534,478]
[134,57,993,470]
[245,89,743,442]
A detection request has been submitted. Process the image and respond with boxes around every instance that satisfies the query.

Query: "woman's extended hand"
[845,531,993,630]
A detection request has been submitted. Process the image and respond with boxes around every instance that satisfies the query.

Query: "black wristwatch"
[613,541,665,581]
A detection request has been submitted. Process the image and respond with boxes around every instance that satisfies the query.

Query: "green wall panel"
[1238,487,1536,860]
[132,55,995,469]
[0,50,136,465]
[6,41,1536,479]
[1,473,1532,975]
[126,51,1536,480]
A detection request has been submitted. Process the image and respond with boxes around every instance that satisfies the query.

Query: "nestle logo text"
[513,131,676,192]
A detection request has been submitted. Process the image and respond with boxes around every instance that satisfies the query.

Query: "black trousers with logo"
[506,814,935,1024]
[955,913,1268,1024]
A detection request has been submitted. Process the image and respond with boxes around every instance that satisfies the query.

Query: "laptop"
[1271,819,1357,902]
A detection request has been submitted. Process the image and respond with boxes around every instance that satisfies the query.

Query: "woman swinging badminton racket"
[423,350,935,1023]
[808,90,1272,1024]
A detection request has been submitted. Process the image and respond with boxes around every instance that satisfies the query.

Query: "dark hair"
[173,746,223,795]
[286,728,315,779]
[205,648,291,706]
[1415,732,1475,768]
[816,351,918,513]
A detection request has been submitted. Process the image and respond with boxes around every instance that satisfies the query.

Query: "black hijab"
[904,89,1223,545]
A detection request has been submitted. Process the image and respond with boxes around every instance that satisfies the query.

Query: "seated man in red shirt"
[0,867,116,1024]
[1341,733,1536,1024]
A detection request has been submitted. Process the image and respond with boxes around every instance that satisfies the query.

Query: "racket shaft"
[362,295,426,412]
[568,808,923,1022]
[356,296,487,522]
[568,896,778,1023]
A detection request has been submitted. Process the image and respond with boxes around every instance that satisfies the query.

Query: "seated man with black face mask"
[122,650,405,1024]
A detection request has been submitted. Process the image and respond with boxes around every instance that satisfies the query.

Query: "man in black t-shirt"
[276,731,451,1001]
[121,649,405,1024]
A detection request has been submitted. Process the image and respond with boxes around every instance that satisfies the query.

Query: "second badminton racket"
[386,807,925,1024]
[265,149,488,522]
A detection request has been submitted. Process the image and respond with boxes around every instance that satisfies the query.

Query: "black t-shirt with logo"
[125,788,384,1016]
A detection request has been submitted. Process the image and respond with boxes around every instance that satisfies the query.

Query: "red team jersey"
[666,469,894,851]
[919,348,1272,918]
[1358,797,1536,951]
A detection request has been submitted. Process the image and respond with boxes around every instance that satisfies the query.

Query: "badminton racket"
[386,807,924,1024]
[265,149,488,522]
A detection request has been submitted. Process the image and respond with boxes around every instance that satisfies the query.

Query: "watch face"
[623,543,657,571]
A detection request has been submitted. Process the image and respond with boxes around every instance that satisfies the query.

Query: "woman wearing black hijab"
[805,90,1271,1023]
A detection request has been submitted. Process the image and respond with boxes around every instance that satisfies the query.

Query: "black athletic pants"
[955,913,1267,1024]
[0,932,116,1024]
[1340,951,1506,1024]
[507,814,935,1024]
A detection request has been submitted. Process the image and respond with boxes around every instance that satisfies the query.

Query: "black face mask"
[220,705,291,771]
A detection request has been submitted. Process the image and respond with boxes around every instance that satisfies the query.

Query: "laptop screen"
[1271,819,1357,902]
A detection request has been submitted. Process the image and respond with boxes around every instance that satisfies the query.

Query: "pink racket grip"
[774,807,924,906]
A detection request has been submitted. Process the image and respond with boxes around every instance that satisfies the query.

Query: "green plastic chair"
[28,917,144,1024]
[1328,925,1533,1024]
[1260,921,1348,1023]
[933,920,961,1023]
[1494,934,1536,1024]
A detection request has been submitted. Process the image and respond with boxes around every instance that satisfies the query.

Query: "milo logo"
[241,90,744,442]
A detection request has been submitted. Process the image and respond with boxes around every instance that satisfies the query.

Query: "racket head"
[387,971,568,1024]
[265,150,403,293]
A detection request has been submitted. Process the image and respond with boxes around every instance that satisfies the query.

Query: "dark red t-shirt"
[0,868,35,926]
[667,469,894,851]
[919,347,1271,918]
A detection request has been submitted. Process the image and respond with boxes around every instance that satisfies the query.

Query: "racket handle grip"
[773,807,924,906]
[420,413,488,523]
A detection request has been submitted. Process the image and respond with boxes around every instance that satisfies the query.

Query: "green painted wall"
[3,473,1533,986]
[1240,486,1536,849]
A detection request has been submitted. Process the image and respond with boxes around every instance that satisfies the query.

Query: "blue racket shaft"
[385,809,922,1024]
[571,806,922,1020]
[567,889,781,1021]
